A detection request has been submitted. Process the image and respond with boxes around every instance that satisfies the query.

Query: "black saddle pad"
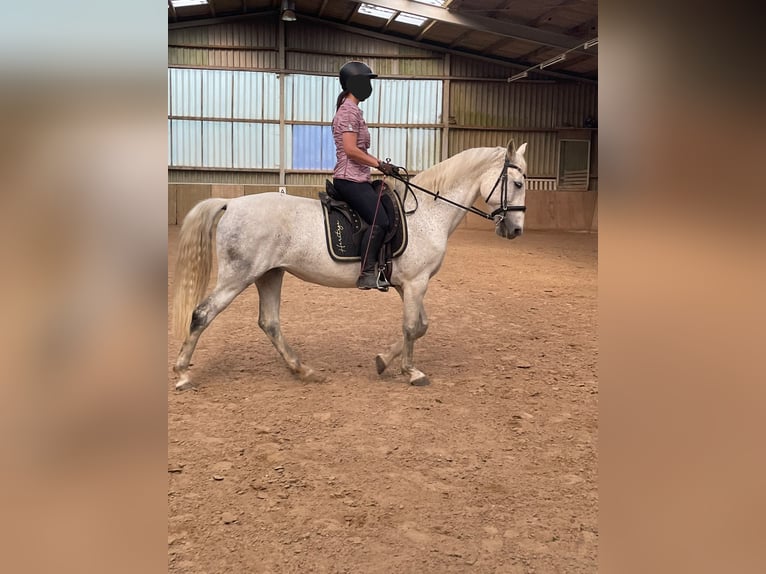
[320,180,408,262]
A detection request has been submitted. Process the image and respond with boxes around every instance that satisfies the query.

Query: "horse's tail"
[172,198,229,340]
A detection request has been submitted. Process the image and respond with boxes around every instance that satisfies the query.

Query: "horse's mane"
[410,146,506,191]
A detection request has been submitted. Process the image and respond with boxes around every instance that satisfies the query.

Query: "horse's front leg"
[256,268,322,382]
[375,286,405,374]
[375,286,427,376]
[399,280,430,386]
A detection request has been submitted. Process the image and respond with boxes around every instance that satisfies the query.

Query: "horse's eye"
[514,181,523,189]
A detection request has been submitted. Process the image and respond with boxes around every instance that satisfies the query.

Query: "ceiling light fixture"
[171,0,209,7]
[506,37,598,82]
[539,54,567,69]
[281,0,297,22]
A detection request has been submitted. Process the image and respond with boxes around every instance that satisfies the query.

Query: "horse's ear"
[516,142,528,157]
[506,139,516,157]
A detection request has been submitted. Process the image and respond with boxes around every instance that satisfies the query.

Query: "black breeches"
[333,179,390,271]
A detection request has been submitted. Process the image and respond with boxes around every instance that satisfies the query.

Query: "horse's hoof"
[175,377,194,391]
[375,355,388,375]
[299,368,326,383]
[410,374,430,387]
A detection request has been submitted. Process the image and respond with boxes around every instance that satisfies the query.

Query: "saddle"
[319,179,408,283]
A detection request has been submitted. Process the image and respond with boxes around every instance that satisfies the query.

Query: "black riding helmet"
[339,61,377,101]
[339,61,378,89]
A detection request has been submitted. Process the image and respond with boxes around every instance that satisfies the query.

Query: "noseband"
[484,158,527,219]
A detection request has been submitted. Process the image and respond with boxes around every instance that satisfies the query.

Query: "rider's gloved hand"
[377,160,398,176]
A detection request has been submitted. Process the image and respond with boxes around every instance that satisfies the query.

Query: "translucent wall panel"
[202,121,233,168]
[359,91,379,125]
[407,81,442,124]
[262,124,280,169]
[286,74,323,122]
[202,70,233,119]
[286,74,355,122]
[376,80,410,124]
[322,76,340,122]
[233,71,279,120]
[406,129,441,171]
[167,69,172,116]
[171,120,202,166]
[371,128,408,166]
[363,79,442,125]
[169,69,442,171]
[170,68,202,117]
[231,123,280,169]
[368,127,439,171]
[233,122,263,169]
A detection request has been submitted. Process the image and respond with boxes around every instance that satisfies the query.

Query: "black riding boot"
[357,225,390,291]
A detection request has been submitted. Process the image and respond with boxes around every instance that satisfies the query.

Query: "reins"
[387,157,527,221]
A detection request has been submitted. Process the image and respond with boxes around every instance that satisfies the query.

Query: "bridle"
[389,156,527,222]
[484,158,527,220]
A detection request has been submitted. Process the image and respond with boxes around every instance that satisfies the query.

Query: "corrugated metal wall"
[286,21,433,56]
[448,131,558,177]
[169,21,277,48]
[169,47,278,69]
[451,82,561,128]
[450,56,515,79]
[168,16,597,190]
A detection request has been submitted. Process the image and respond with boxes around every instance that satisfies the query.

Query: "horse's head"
[485,140,528,240]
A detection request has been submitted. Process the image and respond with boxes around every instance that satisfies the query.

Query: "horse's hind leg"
[375,339,403,375]
[256,268,322,382]
[173,275,250,390]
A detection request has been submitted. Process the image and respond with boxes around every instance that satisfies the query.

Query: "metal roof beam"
[299,14,595,84]
[528,0,579,27]
[345,0,587,52]
[381,11,400,32]
[567,16,598,41]
[168,10,276,29]
[345,3,359,23]
[415,20,437,41]
[447,29,472,48]
[481,37,509,56]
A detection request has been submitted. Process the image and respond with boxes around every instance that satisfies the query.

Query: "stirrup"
[375,270,391,292]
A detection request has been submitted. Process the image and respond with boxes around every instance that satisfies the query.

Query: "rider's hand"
[377,160,398,176]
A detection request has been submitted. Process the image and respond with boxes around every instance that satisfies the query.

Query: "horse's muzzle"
[496,224,523,239]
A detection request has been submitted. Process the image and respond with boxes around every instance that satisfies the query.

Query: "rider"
[332,61,397,291]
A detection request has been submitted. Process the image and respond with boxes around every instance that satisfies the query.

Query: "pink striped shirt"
[332,98,372,183]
